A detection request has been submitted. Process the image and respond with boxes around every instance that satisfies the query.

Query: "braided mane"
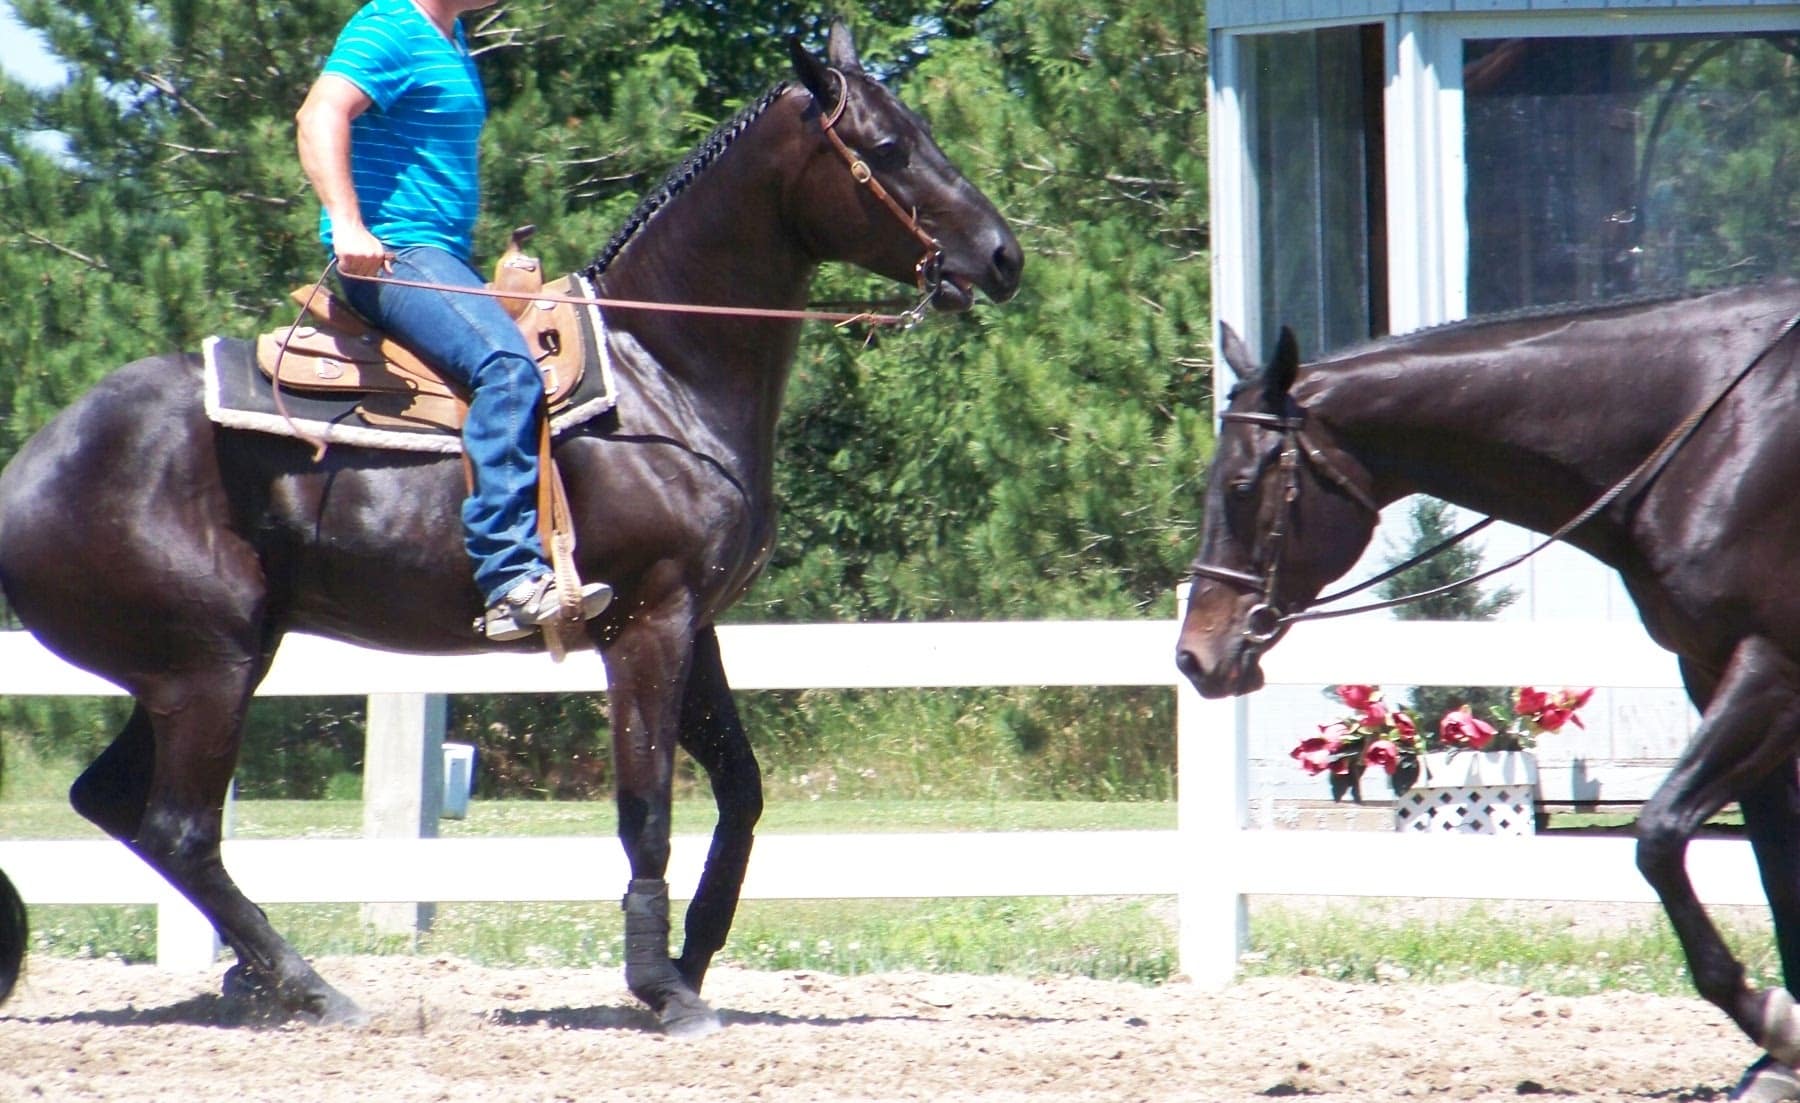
[581,82,793,282]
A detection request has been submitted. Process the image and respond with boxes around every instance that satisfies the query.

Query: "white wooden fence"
[0,612,1770,988]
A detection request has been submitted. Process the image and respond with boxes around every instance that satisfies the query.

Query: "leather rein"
[335,68,943,330]
[1188,311,1800,644]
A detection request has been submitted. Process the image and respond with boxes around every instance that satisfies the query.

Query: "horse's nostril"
[1174,648,1201,678]
[988,239,1023,300]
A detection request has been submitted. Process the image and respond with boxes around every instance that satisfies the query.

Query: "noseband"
[816,69,945,323]
[1185,408,1380,645]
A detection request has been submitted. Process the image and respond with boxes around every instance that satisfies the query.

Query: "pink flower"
[1363,739,1401,776]
[1290,736,1339,776]
[1360,701,1389,728]
[1390,711,1417,738]
[1439,705,1496,750]
[1336,684,1378,710]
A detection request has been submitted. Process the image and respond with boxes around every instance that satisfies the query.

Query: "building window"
[1465,32,1800,314]
[1242,25,1387,358]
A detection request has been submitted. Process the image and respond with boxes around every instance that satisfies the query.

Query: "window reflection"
[1466,33,1800,313]
[1243,26,1387,358]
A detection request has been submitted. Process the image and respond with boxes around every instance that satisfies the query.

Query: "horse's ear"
[788,34,840,113]
[1263,326,1301,405]
[1219,322,1257,383]
[825,19,864,76]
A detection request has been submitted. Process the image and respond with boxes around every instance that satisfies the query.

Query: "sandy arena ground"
[0,953,1762,1102]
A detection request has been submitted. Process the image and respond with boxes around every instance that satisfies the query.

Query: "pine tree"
[1377,497,1518,736]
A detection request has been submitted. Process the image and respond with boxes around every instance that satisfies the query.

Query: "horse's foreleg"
[1730,767,1800,1102]
[1637,636,1800,1066]
[607,621,722,1037]
[127,676,365,1026]
[672,626,762,994]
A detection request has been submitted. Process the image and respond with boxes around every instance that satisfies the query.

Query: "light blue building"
[1207,1,1800,811]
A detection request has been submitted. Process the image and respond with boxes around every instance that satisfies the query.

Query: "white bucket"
[442,742,476,820]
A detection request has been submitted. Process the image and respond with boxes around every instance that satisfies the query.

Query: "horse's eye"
[866,139,907,169]
[1229,480,1255,500]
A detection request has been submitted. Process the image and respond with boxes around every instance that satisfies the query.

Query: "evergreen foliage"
[0,1,1210,799]
[1376,497,1517,733]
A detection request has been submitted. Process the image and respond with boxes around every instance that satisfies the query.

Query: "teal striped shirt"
[319,0,485,261]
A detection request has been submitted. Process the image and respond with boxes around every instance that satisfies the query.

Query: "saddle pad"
[204,275,619,455]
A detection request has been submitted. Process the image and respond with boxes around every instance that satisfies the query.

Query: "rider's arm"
[295,75,389,276]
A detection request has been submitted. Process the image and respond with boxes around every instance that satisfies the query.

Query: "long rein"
[274,69,940,456]
[1210,310,1800,642]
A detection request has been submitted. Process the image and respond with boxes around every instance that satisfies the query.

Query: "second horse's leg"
[1637,637,1800,1068]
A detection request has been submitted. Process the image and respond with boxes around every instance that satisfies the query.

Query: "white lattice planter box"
[1394,751,1539,835]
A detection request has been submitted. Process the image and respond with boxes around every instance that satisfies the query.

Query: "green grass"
[1242,899,1778,997]
[5,798,1782,994]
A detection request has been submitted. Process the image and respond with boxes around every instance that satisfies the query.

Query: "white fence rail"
[0,616,1763,988]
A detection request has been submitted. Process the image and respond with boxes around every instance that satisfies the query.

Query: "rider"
[295,0,608,641]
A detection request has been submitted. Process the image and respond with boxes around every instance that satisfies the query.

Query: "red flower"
[1515,686,1593,733]
[1391,711,1417,738]
[1439,705,1496,750]
[1514,686,1550,716]
[1364,739,1401,776]
[1336,684,1378,710]
[1360,701,1389,729]
[1290,735,1339,776]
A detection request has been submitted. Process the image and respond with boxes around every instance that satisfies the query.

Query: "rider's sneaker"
[481,573,612,642]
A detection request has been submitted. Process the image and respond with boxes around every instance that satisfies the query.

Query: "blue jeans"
[340,246,549,606]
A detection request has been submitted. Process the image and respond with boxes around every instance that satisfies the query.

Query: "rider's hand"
[333,224,393,280]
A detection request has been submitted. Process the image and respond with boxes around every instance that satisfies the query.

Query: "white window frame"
[1209,6,1800,379]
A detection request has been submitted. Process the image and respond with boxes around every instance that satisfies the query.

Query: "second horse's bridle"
[1185,408,1381,644]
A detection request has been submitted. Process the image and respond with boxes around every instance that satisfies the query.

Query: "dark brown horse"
[0,23,1020,1035]
[1175,281,1800,1098]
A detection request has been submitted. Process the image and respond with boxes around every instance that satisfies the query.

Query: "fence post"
[361,692,447,935]
[155,890,221,971]
[1174,585,1248,987]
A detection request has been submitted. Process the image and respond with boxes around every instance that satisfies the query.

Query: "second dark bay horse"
[0,23,1020,1034]
[1176,281,1800,1098]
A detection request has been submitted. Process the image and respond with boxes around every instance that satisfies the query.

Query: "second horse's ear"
[1263,326,1301,407]
[788,34,838,114]
[1220,322,1257,383]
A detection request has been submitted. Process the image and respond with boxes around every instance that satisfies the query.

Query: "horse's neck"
[593,92,816,439]
[1300,311,1726,542]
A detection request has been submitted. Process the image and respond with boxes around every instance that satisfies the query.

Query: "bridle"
[1185,408,1381,645]
[815,68,945,322]
[1188,308,1800,646]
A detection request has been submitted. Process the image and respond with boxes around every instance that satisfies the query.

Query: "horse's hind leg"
[69,705,156,840]
[673,626,763,995]
[98,676,364,1026]
[1636,637,1800,1075]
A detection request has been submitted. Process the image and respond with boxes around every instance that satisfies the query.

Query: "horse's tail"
[0,715,23,1001]
[0,866,21,1004]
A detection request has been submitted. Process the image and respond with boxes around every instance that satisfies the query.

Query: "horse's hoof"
[301,988,370,1029]
[223,963,367,1027]
[1761,988,1800,1067]
[658,990,722,1039]
[1732,1055,1800,1102]
[221,963,266,1002]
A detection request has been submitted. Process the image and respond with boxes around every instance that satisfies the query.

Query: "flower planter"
[1393,750,1539,835]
